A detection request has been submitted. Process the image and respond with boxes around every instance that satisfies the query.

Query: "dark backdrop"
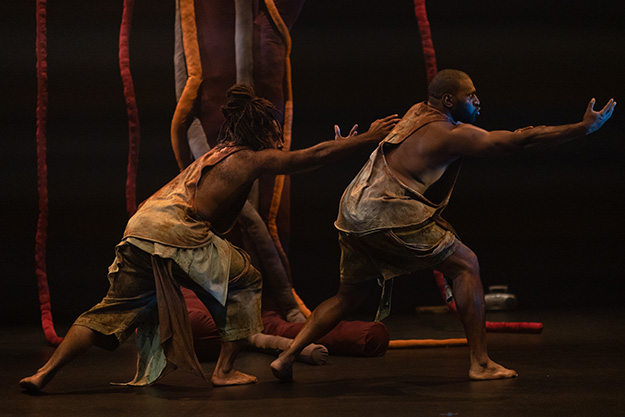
[2,1,624,325]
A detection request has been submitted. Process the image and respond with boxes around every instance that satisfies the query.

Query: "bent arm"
[256,114,399,175]
[448,98,616,158]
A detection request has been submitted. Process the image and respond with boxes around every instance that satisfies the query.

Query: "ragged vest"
[335,102,459,234]
[124,144,248,247]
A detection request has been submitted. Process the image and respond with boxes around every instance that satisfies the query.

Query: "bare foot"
[270,354,294,381]
[469,359,518,381]
[19,370,55,393]
[211,370,258,387]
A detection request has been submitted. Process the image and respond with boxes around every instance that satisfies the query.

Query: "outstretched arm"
[447,98,616,158]
[254,114,400,175]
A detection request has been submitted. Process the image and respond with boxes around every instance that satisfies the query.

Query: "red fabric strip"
[434,271,543,333]
[35,0,62,346]
[413,0,438,83]
[119,0,140,216]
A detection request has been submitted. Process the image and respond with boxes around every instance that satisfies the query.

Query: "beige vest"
[335,102,459,234]
[124,145,248,247]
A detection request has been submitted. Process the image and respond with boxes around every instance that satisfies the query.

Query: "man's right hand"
[582,98,616,135]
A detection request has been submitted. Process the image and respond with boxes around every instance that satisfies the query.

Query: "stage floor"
[3,308,624,417]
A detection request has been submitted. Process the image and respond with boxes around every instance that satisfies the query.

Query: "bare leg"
[437,242,518,380]
[270,280,373,381]
[19,325,98,392]
[211,339,257,386]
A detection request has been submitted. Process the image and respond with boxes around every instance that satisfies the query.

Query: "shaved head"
[427,69,471,100]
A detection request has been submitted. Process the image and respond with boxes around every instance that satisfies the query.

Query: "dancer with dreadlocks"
[20,83,399,392]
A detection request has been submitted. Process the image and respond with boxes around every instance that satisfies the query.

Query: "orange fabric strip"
[171,0,203,170]
[264,0,293,150]
[292,289,312,318]
[263,0,293,272]
[388,338,467,348]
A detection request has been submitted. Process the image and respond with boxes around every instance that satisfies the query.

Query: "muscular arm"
[253,114,399,175]
[447,98,616,158]
[195,115,398,222]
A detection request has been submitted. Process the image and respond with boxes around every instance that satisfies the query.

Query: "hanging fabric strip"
[263,0,293,270]
[119,0,141,216]
[413,0,438,83]
[35,0,62,346]
[263,0,293,151]
[234,0,254,84]
[171,0,203,170]
[173,0,209,160]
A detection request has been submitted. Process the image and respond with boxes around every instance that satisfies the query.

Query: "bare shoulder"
[396,121,490,163]
[210,148,290,178]
[209,149,260,181]
[241,148,281,167]
[226,148,274,166]
[438,123,488,154]
[447,122,487,140]
[401,121,465,152]
[243,147,298,175]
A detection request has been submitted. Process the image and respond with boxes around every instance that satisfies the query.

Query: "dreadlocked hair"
[218,83,283,150]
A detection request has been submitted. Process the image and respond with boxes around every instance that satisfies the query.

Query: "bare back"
[193,143,326,229]
[194,145,318,228]
[384,121,461,194]
[195,150,259,230]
